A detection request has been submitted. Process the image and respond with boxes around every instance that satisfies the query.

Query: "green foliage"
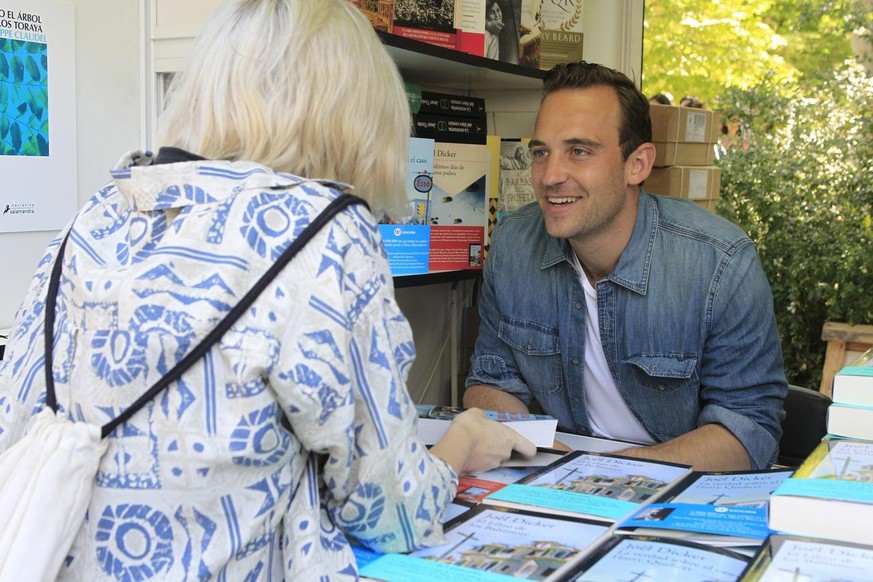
[714,62,873,388]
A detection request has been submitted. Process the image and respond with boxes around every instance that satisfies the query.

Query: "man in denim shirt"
[465,62,787,470]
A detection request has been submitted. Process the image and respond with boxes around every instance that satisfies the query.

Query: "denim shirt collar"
[539,190,657,296]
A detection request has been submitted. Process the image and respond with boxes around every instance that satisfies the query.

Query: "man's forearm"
[615,424,752,471]
[463,384,530,414]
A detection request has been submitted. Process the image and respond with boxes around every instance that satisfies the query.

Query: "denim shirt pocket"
[498,318,563,395]
[624,355,699,438]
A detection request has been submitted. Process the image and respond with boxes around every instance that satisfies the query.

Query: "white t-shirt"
[573,254,654,444]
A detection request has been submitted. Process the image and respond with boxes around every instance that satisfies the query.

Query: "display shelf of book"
[377,30,546,91]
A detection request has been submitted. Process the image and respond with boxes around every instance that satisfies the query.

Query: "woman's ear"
[626,142,656,186]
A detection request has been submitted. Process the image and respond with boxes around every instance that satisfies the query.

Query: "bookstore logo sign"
[2,202,37,216]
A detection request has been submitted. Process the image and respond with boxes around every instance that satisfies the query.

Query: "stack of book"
[353,420,873,581]
[825,347,873,440]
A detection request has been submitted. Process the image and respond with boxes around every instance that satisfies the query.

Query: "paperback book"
[497,137,535,217]
[831,347,873,407]
[359,504,613,582]
[615,468,794,548]
[392,0,457,50]
[740,533,873,582]
[519,0,584,70]
[558,534,750,582]
[768,436,873,545]
[825,402,873,440]
[415,404,558,448]
[455,449,568,504]
[482,450,691,524]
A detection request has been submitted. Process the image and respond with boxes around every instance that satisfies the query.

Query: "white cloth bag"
[0,408,108,581]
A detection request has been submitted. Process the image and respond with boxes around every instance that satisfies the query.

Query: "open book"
[415,404,558,448]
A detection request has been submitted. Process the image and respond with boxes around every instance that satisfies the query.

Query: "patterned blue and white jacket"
[0,150,457,581]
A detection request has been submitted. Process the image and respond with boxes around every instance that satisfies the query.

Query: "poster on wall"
[0,0,76,233]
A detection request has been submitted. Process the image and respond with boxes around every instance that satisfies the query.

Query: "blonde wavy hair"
[158,0,411,219]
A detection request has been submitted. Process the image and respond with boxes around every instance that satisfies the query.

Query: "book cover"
[519,0,584,71]
[482,450,692,524]
[393,0,457,50]
[497,137,535,217]
[427,141,490,271]
[484,135,500,258]
[415,404,558,447]
[558,535,750,582]
[740,533,873,582]
[832,347,873,407]
[347,0,395,33]
[826,402,873,440]
[359,504,612,582]
[615,468,794,547]
[768,437,873,545]
[454,0,485,57]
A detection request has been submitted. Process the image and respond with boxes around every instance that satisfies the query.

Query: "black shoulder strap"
[43,193,368,438]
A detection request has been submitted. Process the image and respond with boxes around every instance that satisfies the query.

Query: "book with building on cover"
[415,404,558,447]
[615,468,794,548]
[358,504,613,582]
[739,533,873,582]
[832,347,873,407]
[481,450,692,524]
[557,534,750,582]
[768,436,873,545]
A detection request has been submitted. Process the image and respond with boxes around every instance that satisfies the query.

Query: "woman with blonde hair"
[0,0,534,579]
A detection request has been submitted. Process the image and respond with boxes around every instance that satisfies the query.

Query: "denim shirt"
[467,191,787,469]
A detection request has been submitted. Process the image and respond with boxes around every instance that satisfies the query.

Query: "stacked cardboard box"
[646,104,722,212]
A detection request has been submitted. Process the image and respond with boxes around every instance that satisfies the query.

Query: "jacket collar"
[539,190,657,296]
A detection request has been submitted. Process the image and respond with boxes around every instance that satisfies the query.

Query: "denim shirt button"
[572,357,579,365]
[575,302,582,309]
[658,385,666,391]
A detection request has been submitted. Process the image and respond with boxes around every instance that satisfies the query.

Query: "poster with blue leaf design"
[0,0,76,233]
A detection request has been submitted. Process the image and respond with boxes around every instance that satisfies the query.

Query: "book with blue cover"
[481,450,691,524]
[615,468,794,548]
[359,504,612,582]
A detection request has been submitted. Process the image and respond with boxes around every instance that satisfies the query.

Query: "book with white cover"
[482,450,691,524]
[739,533,873,582]
[826,401,873,440]
[415,404,558,448]
[768,436,873,545]
[832,347,873,406]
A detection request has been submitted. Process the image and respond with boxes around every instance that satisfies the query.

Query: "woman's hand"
[429,408,537,474]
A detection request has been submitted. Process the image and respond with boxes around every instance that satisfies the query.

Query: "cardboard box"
[650,104,718,144]
[653,141,715,167]
[645,166,721,200]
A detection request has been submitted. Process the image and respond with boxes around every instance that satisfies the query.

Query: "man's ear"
[626,142,656,186]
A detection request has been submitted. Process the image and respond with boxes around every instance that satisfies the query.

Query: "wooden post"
[820,322,873,397]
